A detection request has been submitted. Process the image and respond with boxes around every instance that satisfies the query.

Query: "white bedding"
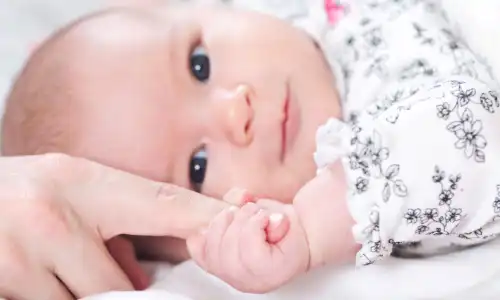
[89,239,500,299]
[2,0,500,299]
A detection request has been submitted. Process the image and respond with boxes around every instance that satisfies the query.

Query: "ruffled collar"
[314,118,352,174]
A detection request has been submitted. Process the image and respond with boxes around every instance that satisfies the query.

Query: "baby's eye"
[190,45,210,82]
[189,145,207,192]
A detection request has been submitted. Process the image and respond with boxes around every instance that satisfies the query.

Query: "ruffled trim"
[314,118,351,174]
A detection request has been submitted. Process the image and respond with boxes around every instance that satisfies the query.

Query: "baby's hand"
[187,201,310,293]
[221,188,289,243]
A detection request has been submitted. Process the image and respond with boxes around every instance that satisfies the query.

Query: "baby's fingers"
[205,207,236,271]
[239,210,275,274]
[256,199,290,244]
[186,228,208,270]
[187,207,235,271]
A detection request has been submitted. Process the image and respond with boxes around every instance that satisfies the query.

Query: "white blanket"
[2,0,500,299]
[89,239,500,299]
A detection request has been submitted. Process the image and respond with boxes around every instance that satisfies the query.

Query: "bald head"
[1,7,168,156]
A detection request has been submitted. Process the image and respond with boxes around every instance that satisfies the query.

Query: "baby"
[3,0,500,294]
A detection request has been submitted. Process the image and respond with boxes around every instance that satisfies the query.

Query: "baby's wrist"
[298,205,359,269]
[292,163,358,269]
[285,204,328,271]
[302,224,334,270]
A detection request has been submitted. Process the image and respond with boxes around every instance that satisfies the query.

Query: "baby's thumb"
[254,199,290,244]
[265,213,290,244]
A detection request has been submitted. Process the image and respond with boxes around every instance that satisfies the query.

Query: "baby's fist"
[187,202,310,293]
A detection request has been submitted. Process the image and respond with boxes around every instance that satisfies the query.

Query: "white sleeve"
[322,77,500,266]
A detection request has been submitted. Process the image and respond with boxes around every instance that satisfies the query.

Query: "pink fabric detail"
[324,0,345,24]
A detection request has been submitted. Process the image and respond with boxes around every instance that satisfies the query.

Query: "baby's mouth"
[279,82,300,163]
[280,86,291,162]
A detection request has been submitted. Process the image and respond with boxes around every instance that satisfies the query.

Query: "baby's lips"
[222,188,255,206]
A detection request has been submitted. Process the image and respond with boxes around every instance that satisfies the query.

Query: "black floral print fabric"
[316,0,500,266]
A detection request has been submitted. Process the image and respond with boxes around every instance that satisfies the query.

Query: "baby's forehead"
[71,8,168,43]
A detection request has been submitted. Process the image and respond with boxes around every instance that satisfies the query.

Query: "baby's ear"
[222,188,255,206]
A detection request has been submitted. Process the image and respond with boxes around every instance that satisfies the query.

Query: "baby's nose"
[217,85,254,147]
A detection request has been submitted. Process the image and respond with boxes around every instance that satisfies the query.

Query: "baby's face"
[73,4,341,202]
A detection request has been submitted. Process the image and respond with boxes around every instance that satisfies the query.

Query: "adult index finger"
[61,158,230,240]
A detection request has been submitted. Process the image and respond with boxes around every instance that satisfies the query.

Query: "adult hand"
[0,153,229,300]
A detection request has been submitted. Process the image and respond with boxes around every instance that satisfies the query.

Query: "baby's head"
[2,3,341,202]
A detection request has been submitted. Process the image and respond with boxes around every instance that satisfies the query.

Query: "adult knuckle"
[0,240,26,289]
[7,181,50,215]
[37,153,87,179]
[155,183,188,212]
[21,191,73,240]
[23,182,54,206]
[155,183,180,200]
[0,248,15,273]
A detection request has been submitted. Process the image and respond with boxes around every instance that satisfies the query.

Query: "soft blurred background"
[0,0,105,111]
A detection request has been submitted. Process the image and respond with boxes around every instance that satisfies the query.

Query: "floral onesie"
[314,0,500,266]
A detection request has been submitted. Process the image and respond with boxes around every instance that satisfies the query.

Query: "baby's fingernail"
[242,192,255,204]
[269,213,284,226]
[199,228,208,236]
[228,206,238,212]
